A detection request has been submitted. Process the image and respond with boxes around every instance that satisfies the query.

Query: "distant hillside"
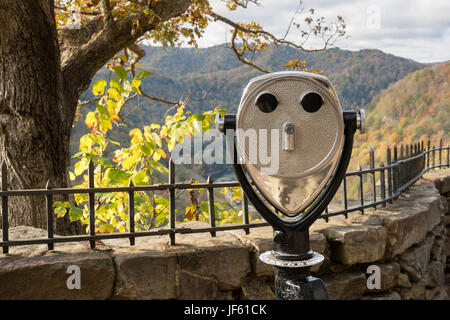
[71,45,431,180]
[350,61,449,170]
[73,45,425,141]
[137,45,425,116]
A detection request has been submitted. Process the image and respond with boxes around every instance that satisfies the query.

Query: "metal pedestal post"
[259,229,329,300]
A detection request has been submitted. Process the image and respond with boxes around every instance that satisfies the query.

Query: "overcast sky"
[197,0,450,63]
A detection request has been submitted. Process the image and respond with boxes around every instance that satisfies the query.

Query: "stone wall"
[0,169,449,300]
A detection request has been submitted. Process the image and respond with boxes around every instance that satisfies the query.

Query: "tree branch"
[230,29,269,74]
[100,0,113,30]
[59,0,192,125]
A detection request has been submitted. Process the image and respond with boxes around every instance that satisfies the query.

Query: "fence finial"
[1,160,6,191]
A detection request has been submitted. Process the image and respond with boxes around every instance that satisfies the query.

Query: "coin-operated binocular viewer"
[216,71,365,300]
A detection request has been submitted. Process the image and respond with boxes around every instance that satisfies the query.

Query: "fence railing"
[0,139,449,253]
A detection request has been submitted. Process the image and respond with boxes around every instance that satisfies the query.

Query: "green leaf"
[110,78,124,93]
[140,141,154,156]
[105,168,132,185]
[133,169,149,186]
[134,70,154,80]
[113,66,128,80]
[92,79,107,96]
[97,104,110,118]
[148,160,169,175]
[69,207,83,221]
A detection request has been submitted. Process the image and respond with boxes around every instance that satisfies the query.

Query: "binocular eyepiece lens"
[301,91,323,113]
[256,92,278,113]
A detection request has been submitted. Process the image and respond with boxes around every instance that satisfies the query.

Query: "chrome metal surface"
[259,251,325,268]
[283,122,295,151]
[236,71,345,216]
[357,109,366,134]
[215,113,224,132]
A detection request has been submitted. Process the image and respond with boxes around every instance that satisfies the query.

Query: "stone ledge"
[0,169,448,300]
[424,169,450,194]
[0,251,114,299]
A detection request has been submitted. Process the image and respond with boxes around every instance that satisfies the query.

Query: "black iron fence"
[1,139,449,254]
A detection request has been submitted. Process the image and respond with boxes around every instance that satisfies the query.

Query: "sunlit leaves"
[85,112,97,129]
[185,204,197,221]
[113,66,128,80]
[92,79,107,96]
[72,61,236,233]
[134,70,154,80]
[69,207,84,221]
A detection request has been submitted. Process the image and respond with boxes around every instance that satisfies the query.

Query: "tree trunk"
[0,0,81,235]
[0,0,191,235]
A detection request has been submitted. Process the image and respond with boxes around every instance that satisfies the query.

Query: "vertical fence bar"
[422,141,426,170]
[400,145,405,186]
[380,162,386,208]
[241,189,250,234]
[88,160,96,249]
[1,160,8,254]
[439,139,443,168]
[342,177,348,219]
[387,146,392,203]
[358,165,364,215]
[206,176,216,237]
[393,145,398,197]
[447,145,449,168]
[168,158,176,245]
[46,180,54,250]
[432,145,435,168]
[128,181,135,246]
[427,141,431,168]
[369,148,376,208]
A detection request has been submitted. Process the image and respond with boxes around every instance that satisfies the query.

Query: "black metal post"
[168,158,176,245]
[88,160,96,249]
[128,180,135,246]
[261,228,329,300]
[207,176,216,237]
[46,180,54,251]
[1,160,8,254]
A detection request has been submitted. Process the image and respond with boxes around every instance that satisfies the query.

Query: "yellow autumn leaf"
[157,148,167,159]
[98,224,115,233]
[129,128,142,137]
[85,112,97,129]
[152,150,161,161]
[167,138,176,152]
[185,205,196,221]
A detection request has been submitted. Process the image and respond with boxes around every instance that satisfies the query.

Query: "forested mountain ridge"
[349,61,449,170]
[72,44,427,152]
[137,45,426,116]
